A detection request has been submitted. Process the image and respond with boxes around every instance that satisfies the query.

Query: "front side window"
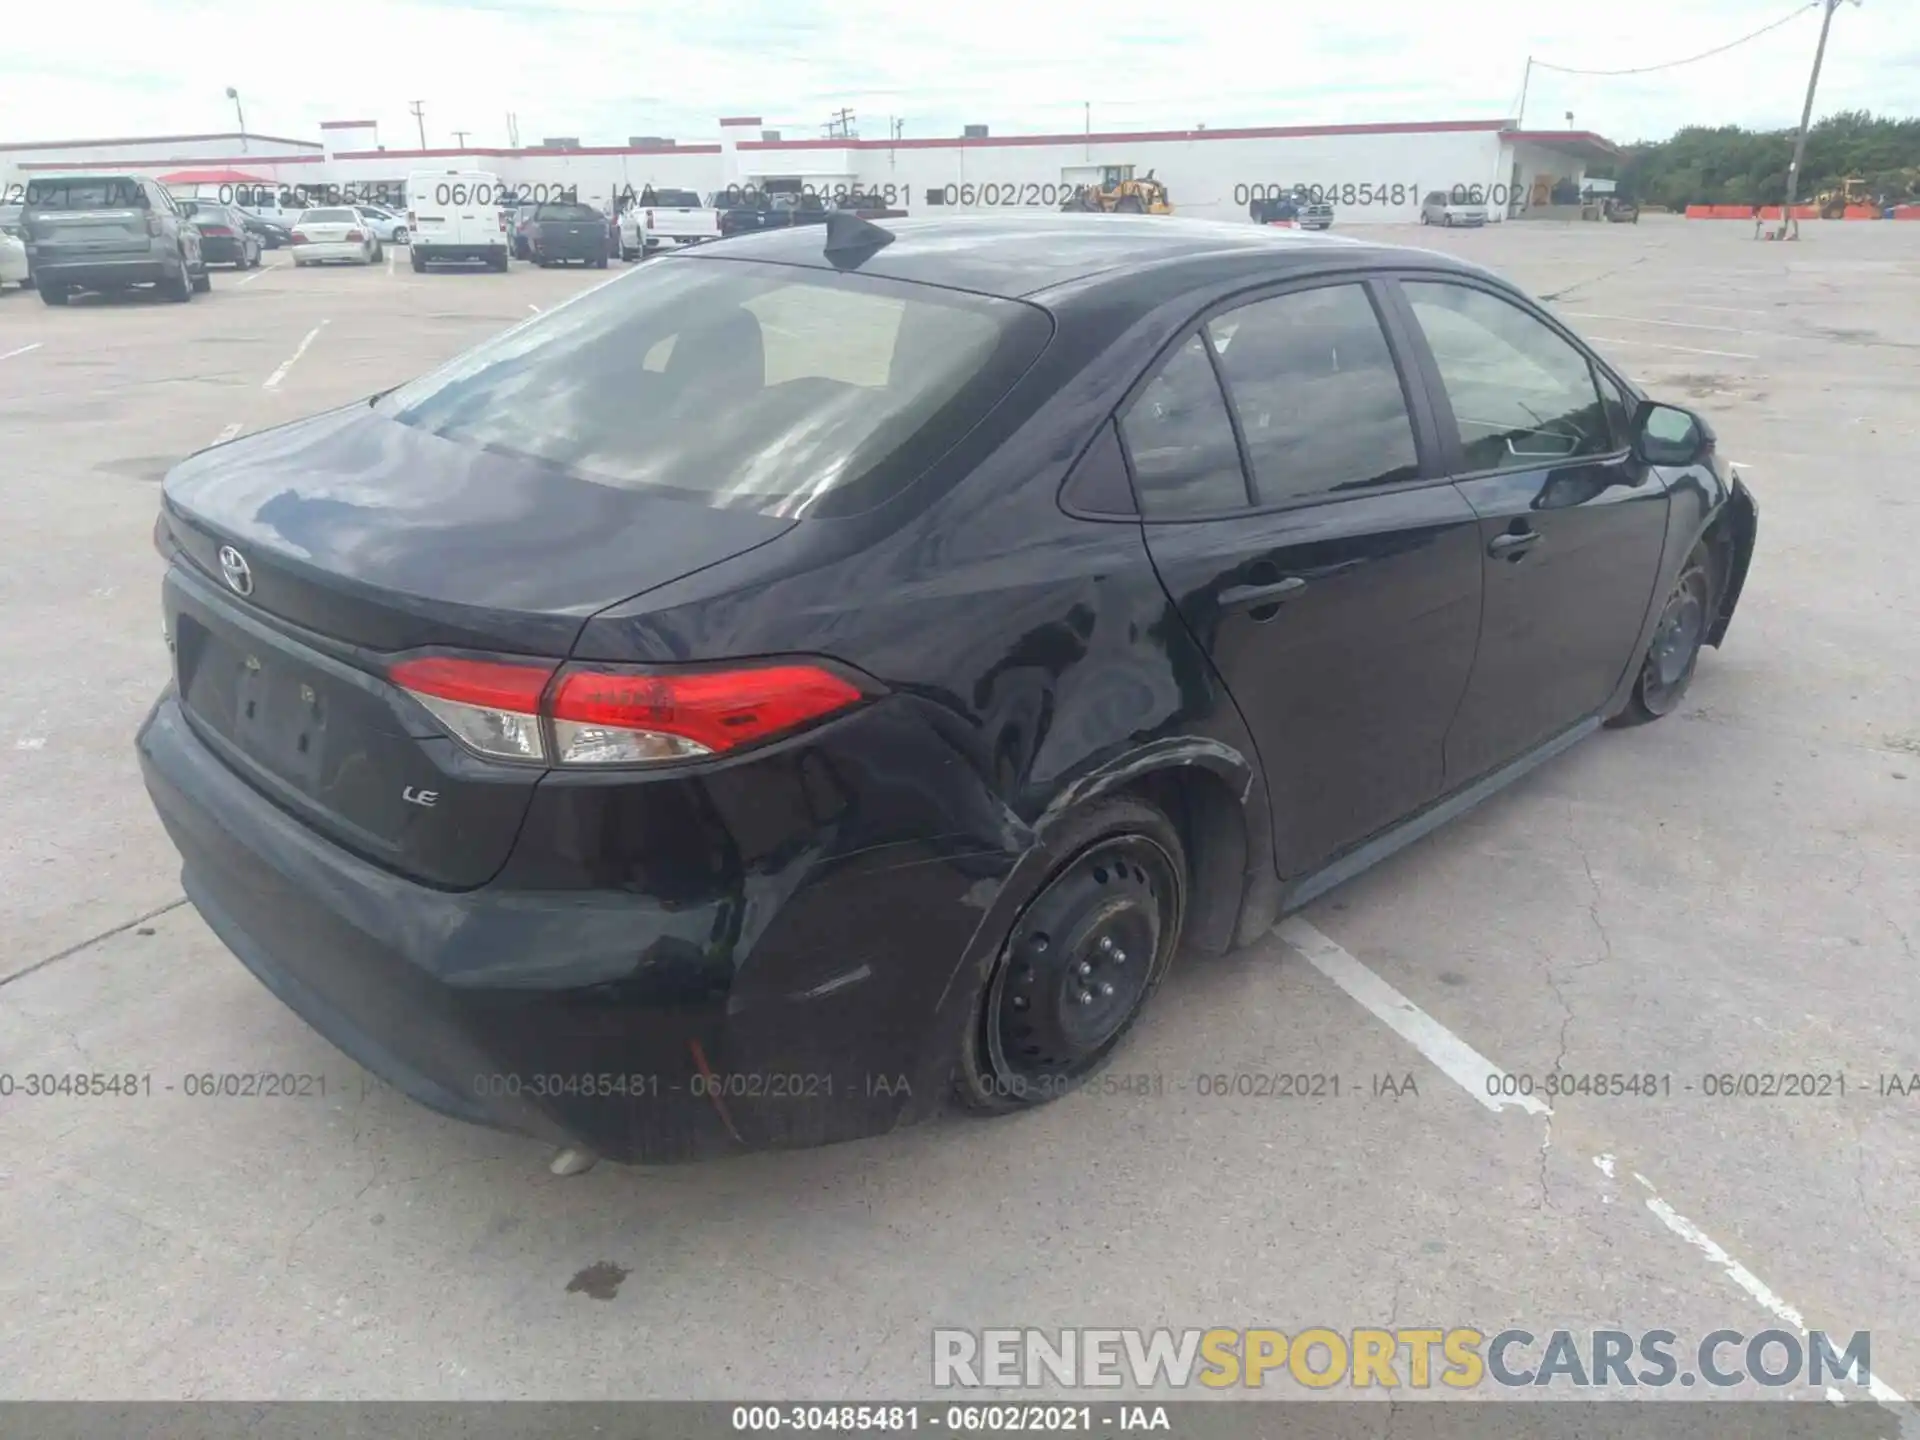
[1204,283,1419,506]
[379,258,1048,517]
[1118,333,1250,519]
[1402,281,1611,473]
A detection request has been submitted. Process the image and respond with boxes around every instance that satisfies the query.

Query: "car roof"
[681,213,1472,300]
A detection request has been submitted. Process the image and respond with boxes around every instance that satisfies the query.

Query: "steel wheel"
[1612,545,1714,726]
[962,801,1185,1112]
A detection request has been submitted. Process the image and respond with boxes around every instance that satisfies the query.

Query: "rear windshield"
[24,178,145,210]
[535,202,600,221]
[378,257,1050,517]
[300,209,355,223]
[649,190,702,207]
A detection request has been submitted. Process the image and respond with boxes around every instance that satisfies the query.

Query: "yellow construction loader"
[1061,171,1173,214]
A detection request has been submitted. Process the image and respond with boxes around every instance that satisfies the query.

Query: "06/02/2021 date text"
[0,1071,329,1098]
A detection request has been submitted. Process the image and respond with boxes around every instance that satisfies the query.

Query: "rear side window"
[1403,281,1611,473]
[1205,284,1419,505]
[379,258,1050,517]
[1118,333,1250,519]
[24,178,146,210]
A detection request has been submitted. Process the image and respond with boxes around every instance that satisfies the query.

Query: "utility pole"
[452,130,470,149]
[409,100,427,150]
[1515,57,1532,127]
[506,113,520,148]
[1084,101,1091,160]
[1781,0,1860,223]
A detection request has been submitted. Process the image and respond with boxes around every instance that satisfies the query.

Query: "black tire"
[1116,195,1145,213]
[38,281,68,306]
[490,249,509,272]
[168,254,193,302]
[1609,543,1715,728]
[592,251,608,269]
[954,796,1186,1115]
[411,251,427,273]
[393,227,407,245]
[191,265,211,294]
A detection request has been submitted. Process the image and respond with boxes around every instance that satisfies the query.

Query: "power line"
[1531,3,1819,77]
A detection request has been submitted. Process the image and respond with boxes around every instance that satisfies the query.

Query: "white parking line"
[1560,310,1752,335]
[1632,1172,1911,1413]
[1279,916,1912,1422]
[212,421,244,445]
[1585,336,1759,360]
[0,342,42,362]
[1276,918,1551,1116]
[387,250,395,277]
[263,321,328,391]
[236,264,277,287]
[527,303,540,313]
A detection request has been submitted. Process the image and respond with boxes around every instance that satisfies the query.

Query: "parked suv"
[23,174,209,305]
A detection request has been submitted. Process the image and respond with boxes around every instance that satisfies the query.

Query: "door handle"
[1218,576,1307,611]
[1487,530,1542,559]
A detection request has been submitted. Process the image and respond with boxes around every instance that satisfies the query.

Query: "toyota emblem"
[218,545,254,597]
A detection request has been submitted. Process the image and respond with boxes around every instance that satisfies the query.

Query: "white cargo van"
[406,169,510,271]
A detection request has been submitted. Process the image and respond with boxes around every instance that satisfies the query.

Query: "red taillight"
[388,656,866,766]
[499,213,509,231]
[289,230,309,245]
[146,214,163,236]
[407,210,417,226]
[345,228,365,242]
[203,224,233,236]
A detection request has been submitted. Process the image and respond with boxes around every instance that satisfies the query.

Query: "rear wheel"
[955,797,1186,1114]
[592,251,609,269]
[38,281,68,306]
[393,227,407,245]
[191,265,211,293]
[410,249,427,273]
[1116,195,1145,213]
[168,254,193,302]
[1610,543,1715,727]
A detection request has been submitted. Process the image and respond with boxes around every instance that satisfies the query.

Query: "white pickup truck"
[617,188,722,260]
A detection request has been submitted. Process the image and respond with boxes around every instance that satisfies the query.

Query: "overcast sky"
[4,0,1914,151]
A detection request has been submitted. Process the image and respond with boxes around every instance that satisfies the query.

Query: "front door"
[1390,278,1672,783]
[1125,280,1484,878]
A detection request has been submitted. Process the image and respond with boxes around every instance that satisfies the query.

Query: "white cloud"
[2,0,1912,148]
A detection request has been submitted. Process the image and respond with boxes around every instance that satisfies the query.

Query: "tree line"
[1589,111,1920,208]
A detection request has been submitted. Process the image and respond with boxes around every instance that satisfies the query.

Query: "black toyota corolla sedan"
[139,214,1756,1164]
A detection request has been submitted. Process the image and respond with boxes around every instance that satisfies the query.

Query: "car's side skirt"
[1277,714,1603,915]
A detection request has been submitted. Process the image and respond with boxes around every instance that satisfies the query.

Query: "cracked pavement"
[0,220,1915,1405]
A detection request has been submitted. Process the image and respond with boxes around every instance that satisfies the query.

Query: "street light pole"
[225,87,247,150]
[1781,0,1860,225]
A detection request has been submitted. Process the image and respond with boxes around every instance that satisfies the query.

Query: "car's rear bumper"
[529,239,607,262]
[294,241,370,262]
[137,688,1019,1163]
[33,252,172,287]
[200,237,247,264]
[414,242,507,262]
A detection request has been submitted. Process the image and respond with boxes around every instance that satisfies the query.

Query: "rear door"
[1128,278,1485,877]
[1387,276,1670,782]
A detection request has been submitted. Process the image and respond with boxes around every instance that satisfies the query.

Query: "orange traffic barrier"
[1685,204,1715,218]
[1895,206,1920,221]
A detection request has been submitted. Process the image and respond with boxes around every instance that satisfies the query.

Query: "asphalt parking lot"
[0,219,1915,1408]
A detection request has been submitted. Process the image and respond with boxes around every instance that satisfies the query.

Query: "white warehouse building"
[0,115,1617,225]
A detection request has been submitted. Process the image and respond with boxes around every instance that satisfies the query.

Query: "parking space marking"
[236,264,278,287]
[528,303,540,313]
[1560,310,1753,335]
[1277,917,1551,1116]
[264,321,328,391]
[1631,1171,1912,1416]
[1285,915,1913,1423]
[212,422,244,445]
[0,342,42,362]
[1585,336,1759,360]
[387,250,395,276]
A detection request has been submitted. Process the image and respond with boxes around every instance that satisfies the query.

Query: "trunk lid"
[158,403,797,888]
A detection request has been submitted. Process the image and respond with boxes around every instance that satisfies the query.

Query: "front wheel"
[168,255,194,302]
[191,266,211,293]
[38,281,68,306]
[955,797,1186,1115]
[1609,543,1715,727]
[393,227,407,245]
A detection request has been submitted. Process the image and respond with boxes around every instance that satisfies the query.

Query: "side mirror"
[1633,401,1714,467]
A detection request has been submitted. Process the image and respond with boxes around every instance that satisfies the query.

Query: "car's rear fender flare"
[1704,476,1757,647]
[904,735,1277,1119]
